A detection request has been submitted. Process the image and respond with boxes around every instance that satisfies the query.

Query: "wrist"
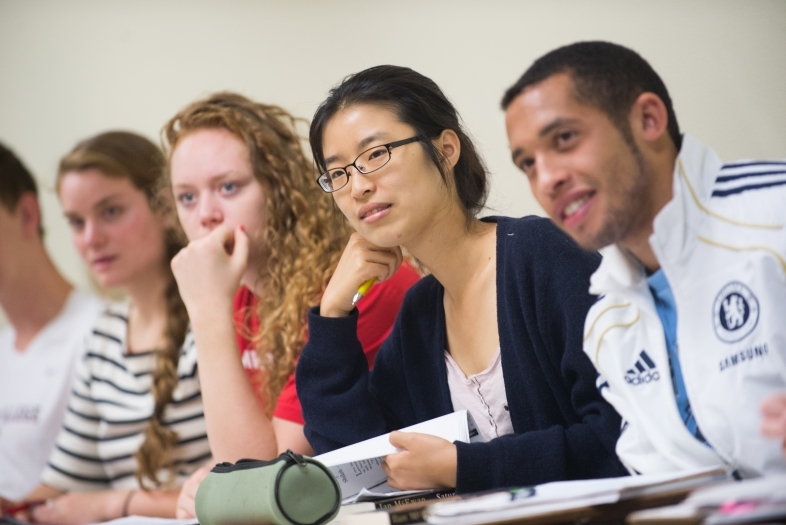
[440,443,458,488]
[105,490,132,520]
[186,297,234,327]
[122,490,136,518]
[320,306,351,318]
[319,296,351,319]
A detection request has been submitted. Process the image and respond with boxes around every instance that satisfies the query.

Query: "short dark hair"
[0,142,39,212]
[310,65,489,227]
[501,41,681,150]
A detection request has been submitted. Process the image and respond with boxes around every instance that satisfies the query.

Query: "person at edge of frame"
[502,41,786,476]
[0,143,102,503]
[3,132,211,524]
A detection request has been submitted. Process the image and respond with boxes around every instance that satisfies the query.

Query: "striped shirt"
[40,301,211,491]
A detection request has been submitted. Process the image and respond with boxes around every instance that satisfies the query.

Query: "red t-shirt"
[233,262,421,424]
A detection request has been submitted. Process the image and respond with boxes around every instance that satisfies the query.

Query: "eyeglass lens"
[320,145,391,192]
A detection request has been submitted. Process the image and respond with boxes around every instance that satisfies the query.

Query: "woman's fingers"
[349,235,402,282]
[381,433,457,490]
[321,233,403,317]
[171,225,249,322]
[230,226,250,272]
[175,466,211,519]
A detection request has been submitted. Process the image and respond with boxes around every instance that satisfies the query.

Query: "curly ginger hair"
[162,92,349,413]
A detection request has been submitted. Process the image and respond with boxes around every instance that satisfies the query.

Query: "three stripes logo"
[624,350,660,385]
[712,160,786,198]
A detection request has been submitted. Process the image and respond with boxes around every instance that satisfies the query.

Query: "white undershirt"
[0,290,102,500]
[445,348,514,441]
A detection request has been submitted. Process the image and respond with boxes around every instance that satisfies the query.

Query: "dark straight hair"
[0,142,43,236]
[309,65,489,228]
[502,41,682,150]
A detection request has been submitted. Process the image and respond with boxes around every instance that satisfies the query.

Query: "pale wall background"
[1,0,785,328]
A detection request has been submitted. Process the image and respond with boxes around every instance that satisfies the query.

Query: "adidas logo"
[624,350,660,385]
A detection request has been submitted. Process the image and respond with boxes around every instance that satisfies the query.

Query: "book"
[314,410,483,504]
[332,490,457,525]
[341,505,428,525]
[424,466,728,525]
[374,489,456,509]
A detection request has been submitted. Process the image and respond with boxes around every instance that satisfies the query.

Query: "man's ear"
[629,92,670,145]
[17,192,42,239]
[436,129,461,170]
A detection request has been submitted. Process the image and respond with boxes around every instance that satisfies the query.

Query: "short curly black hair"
[502,41,681,150]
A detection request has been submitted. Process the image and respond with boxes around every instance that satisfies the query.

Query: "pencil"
[351,278,377,306]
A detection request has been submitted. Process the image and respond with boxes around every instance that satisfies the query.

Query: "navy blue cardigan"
[297,216,627,492]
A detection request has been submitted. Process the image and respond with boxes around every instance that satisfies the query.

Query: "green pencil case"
[195,450,341,525]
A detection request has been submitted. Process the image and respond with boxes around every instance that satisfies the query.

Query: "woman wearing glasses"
[163,93,420,516]
[297,65,628,492]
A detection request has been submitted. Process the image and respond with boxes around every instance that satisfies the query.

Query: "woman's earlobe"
[439,129,461,169]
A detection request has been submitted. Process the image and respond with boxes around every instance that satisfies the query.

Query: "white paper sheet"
[315,410,484,503]
[426,466,726,524]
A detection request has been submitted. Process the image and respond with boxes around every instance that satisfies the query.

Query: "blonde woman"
[4,132,210,524]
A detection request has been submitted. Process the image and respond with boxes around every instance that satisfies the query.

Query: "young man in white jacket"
[501,41,786,477]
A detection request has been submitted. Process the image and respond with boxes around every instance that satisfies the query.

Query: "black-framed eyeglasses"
[316,136,422,193]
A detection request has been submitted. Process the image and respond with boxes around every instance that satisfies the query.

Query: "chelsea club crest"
[713,282,759,343]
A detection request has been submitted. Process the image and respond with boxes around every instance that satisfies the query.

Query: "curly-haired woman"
[163,92,420,516]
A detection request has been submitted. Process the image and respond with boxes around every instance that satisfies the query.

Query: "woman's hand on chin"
[171,224,249,324]
[320,232,402,318]
[381,431,458,490]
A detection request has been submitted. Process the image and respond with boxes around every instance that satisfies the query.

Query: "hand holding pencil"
[320,232,402,318]
[352,277,377,306]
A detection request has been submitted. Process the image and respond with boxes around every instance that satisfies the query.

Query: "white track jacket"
[583,134,786,477]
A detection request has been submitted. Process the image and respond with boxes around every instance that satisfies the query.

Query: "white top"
[40,300,211,491]
[584,134,786,477]
[0,290,102,500]
[445,348,514,442]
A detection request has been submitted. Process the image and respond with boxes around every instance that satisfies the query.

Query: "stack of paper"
[425,467,728,524]
[629,474,786,524]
